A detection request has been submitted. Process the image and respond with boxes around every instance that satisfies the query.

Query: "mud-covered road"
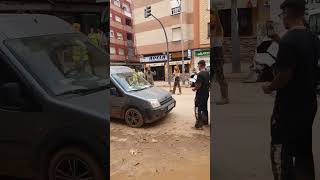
[110,87,210,180]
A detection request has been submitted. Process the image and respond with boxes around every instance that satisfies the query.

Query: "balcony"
[110,38,126,45]
[110,54,127,62]
[124,11,132,18]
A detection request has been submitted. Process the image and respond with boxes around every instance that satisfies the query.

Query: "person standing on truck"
[192,60,210,130]
[88,26,100,48]
[145,67,155,85]
[262,0,319,179]
[72,23,92,74]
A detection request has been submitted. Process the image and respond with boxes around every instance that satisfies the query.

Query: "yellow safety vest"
[72,44,89,63]
[88,33,100,47]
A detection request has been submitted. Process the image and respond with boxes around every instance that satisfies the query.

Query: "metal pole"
[177,0,185,85]
[231,0,241,73]
[151,14,171,90]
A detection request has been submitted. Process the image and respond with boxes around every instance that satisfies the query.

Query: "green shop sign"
[195,49,210,57]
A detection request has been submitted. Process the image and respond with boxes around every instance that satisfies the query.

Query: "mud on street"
[110,87,210,180]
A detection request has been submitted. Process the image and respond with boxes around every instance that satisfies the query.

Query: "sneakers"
[215,98,229,105]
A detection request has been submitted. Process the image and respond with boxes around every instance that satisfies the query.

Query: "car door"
[110,81,126,119]
[0,53,43,177]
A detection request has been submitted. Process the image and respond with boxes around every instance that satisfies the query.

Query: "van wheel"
[125,108,144,128]
[47,147,104,180]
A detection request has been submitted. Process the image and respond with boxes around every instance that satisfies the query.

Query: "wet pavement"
[212,81,320,180]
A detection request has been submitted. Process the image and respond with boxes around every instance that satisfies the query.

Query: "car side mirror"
[110,87,119,96]
[0,82,25,110]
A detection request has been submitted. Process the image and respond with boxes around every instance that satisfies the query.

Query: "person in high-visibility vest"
[71,23,91,73]
[88,26,100,48]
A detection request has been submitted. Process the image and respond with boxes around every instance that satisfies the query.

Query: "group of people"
[262,0,319,179]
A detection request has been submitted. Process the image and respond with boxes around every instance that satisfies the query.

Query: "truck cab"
[0,14,108,180]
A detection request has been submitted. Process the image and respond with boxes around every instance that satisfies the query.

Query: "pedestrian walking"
[172,65,182,95]
[262,0,319,179]
[192,60,210,130]
[211,8,229,105]
[145,67,155,85]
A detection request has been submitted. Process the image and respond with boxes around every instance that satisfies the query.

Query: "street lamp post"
[177,0,185,85]
[144,5,171,90]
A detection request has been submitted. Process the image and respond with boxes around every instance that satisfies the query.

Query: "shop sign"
[169,60,191,65]
[140,55,168,63]
[147,63,165,67]
[195,49,210,57]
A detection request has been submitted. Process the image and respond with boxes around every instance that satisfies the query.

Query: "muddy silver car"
[110,66,176,128]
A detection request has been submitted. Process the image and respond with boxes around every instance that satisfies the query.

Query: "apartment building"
[133,0,195,81]
[110,0,138,66]
[193,0,210,67]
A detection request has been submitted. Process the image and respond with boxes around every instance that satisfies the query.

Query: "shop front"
[141,51,192,81]
[194,49,210,69]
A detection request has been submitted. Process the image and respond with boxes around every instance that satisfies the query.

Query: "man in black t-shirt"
[193,60,210,130]
[262,0,319,179]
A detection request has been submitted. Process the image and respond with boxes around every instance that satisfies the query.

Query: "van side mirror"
[0,82,25,110]
[110,87,118,96]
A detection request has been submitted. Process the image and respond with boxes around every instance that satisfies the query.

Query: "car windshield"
[5,34,109,96]
[112,72,151,92]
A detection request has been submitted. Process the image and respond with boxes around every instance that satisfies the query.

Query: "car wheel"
[125,108,144,128]
[48,147,105,180]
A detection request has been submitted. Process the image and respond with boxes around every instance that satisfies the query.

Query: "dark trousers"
[271,101,316,180]
[195,94,209,128]
[173,80,181,94]
[271,139,315,180]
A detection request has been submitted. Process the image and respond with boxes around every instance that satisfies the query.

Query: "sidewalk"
[155,62,251,87]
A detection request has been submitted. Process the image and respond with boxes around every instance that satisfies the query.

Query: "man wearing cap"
[192,60,210,130]
[262,0,319,179]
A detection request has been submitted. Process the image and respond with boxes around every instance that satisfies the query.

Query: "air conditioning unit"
[171,6,181,16]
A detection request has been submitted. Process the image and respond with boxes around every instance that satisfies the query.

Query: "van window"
[310,13,320,34]
[111,71,151,92]
[4,34,108,96]
[0,56,41,112]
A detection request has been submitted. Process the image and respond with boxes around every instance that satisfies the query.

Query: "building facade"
[193,0,210,68]
[133,0,195,81]
[213,0,265,63]
[110,0,139,66]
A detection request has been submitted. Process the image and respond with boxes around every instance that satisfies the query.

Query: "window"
[125,18,132,26]
[115,15,122,23]
[218,8,253,37]
[310,13,320,34]
[0,57,41,112]
[110,30,114,38]
[172,27,182,41]
[110,47,116,54]
[117,32,123,40]
[118,48,125,55]
[113,0,121,7]
[127,33,133,41]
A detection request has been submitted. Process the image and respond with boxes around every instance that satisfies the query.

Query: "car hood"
[128,86,171,101]
[60,90,109,121]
